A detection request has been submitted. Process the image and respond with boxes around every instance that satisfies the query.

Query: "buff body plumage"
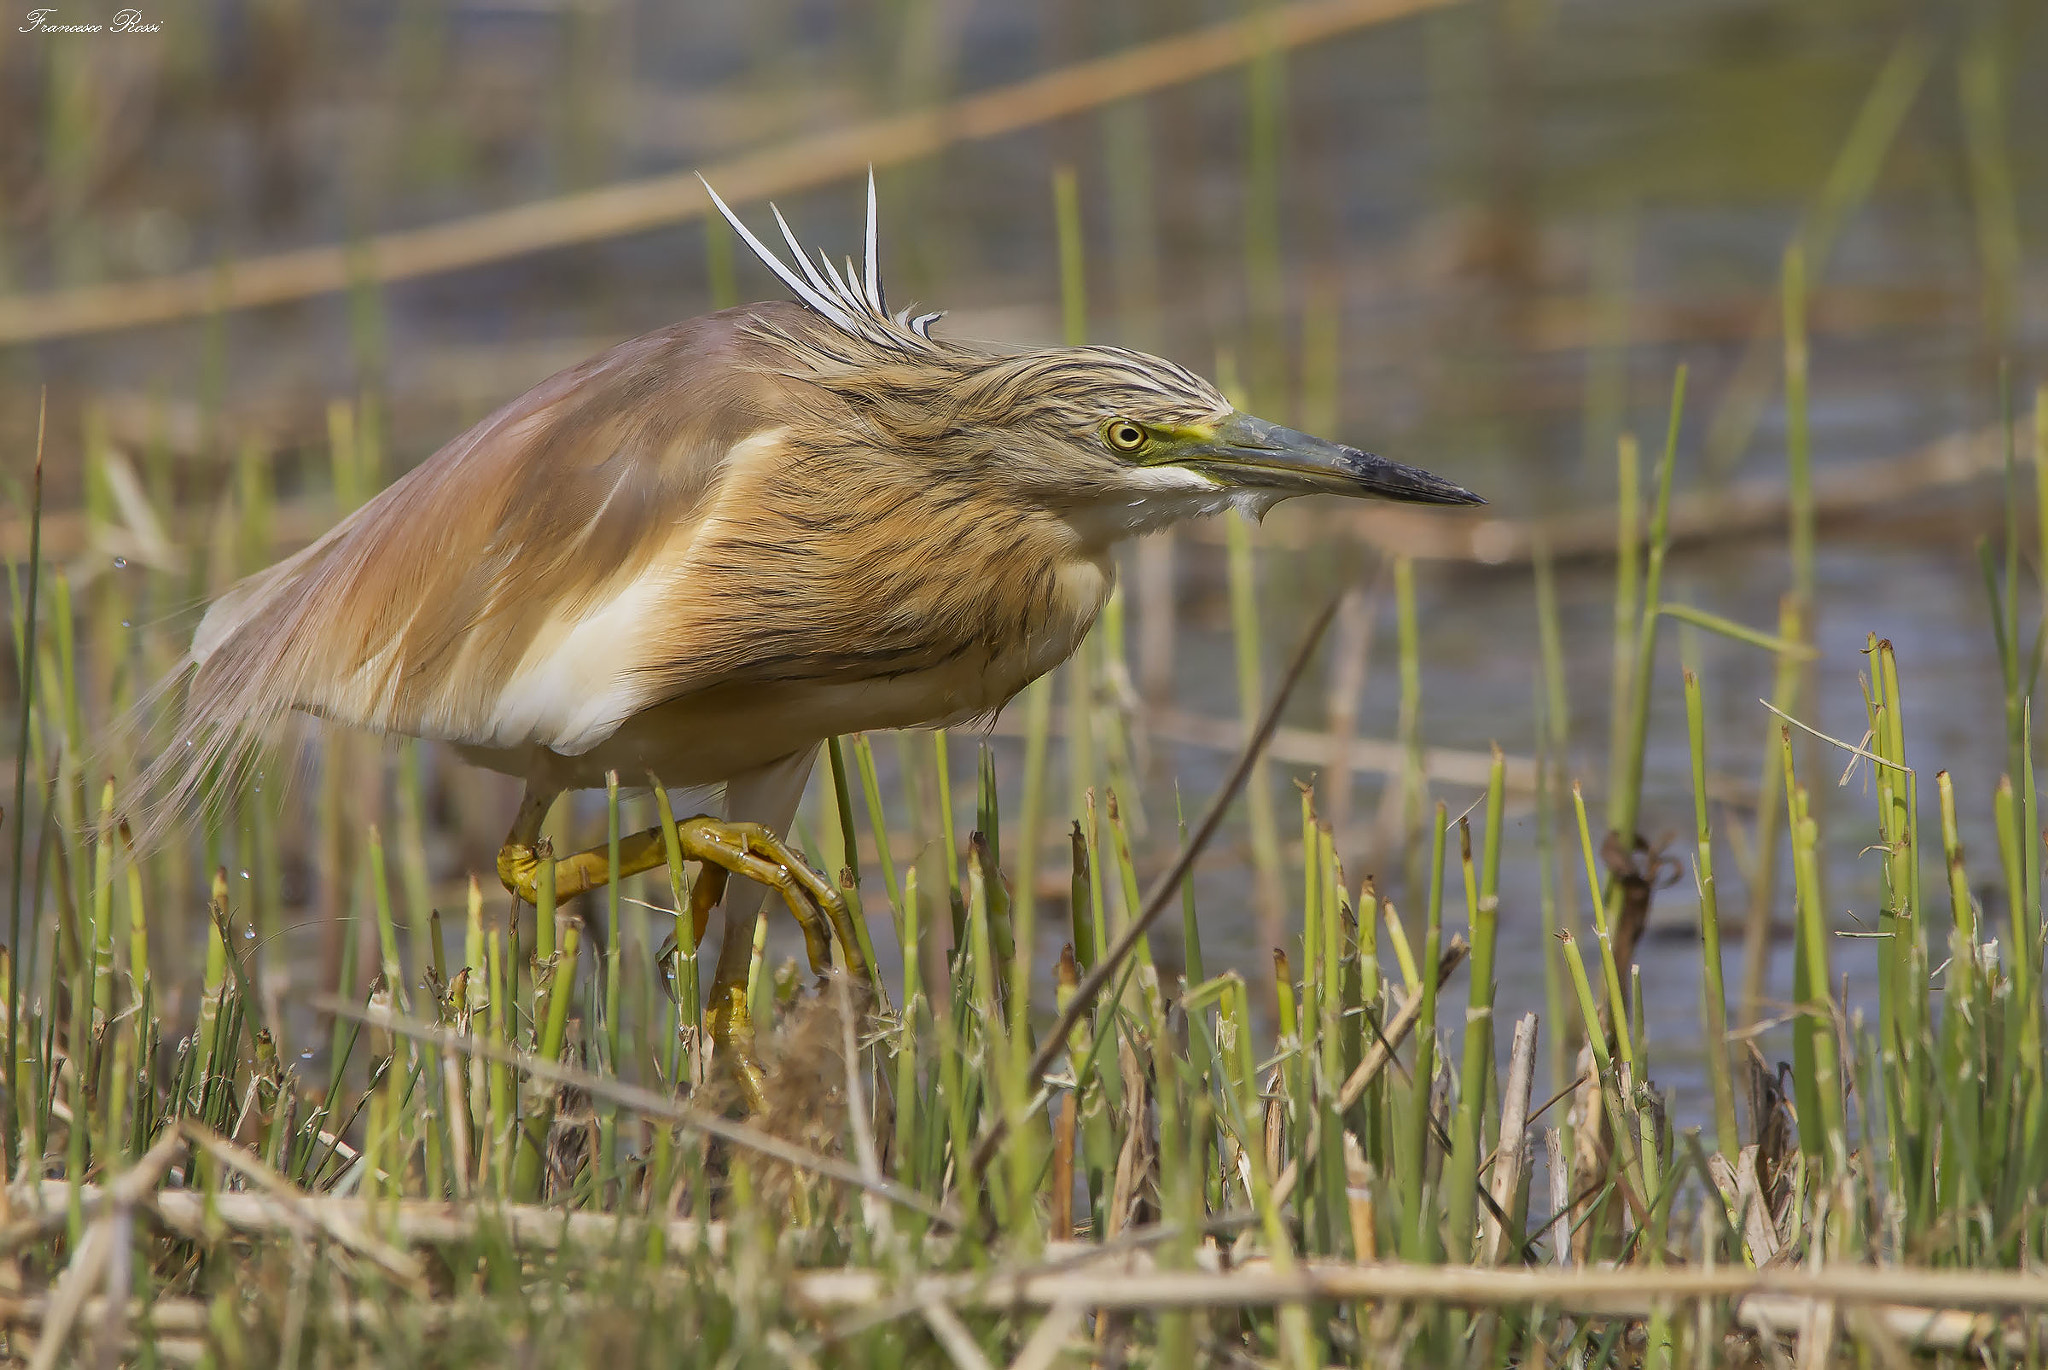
[154,177,1481,1103]
[187,301,1130,795]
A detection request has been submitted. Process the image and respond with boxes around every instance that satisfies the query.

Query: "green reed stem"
[1936,770,1985,1219]
[1401,802,1446,1263]
[1682,671,1739,1155]
[5,406,41,1179]
[1606,433,1640,819]
[89,778,115,1029]
[599,772,622,1194]
[1395,556,1425,894]
[1226,515,1284,938]
[1014,675,1054,944]
[894,862,923,1197]
[369,826,409,1015]
[1783,245,1814,611]
[515,858,573,1202]
[851,734,902,920]
[1532,547,1576,1100]
[1741,594,1805,1027]
[651,782,701,1049]
[2019,705,2042,1072]
[1557,928,1649,1218]
[1570,783,1631,1068]
[1176,794,1204,984]
[1782,735,1844,1173]
[1052,164,1086,347]
[1445,813,1496,1265]
[1612,367,1685,853]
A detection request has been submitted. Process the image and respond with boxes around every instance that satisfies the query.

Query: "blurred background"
[0,0,2042,1113]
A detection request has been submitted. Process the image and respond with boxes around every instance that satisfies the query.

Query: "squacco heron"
[150,177,1481,1102]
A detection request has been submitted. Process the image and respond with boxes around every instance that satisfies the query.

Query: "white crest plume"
[699,171,946,351]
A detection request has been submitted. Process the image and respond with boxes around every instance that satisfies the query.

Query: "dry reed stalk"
[22,1219,113,1370]
[10,1183,728,1260]
[1049,1093,1076,1242]
[918,1295,997,1370]
[179,1121,424,1281]
[1104,1040,1150,1242]
[1543,1127,1571,1268]
[1480,1012,1539,1265]
[1566,1044,1612,1268]
[779,1260,2048,1322]
[1005,1301,1087,1370]
[12,1286,2015,1359]
[1341,1133,1375,1262]
[24,1269,2023,1343]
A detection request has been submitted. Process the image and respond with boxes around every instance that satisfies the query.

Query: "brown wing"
[150,303,816,826]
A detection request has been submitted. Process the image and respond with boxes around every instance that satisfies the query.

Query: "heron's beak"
[1180,413,1485,506]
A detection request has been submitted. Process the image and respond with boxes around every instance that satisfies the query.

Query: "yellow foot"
[497,841,548,903]
[495,801,874,1115]
[708,981,770,1113]
[498,816,870,983]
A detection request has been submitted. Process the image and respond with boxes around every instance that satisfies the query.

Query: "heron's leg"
[500,815,852,976]
[499,826,682,903]
[699,866,769,1111]
[500,802,865,1109]
[495,784,563,899]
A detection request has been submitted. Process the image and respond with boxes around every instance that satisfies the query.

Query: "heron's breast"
[965,547,1111,709]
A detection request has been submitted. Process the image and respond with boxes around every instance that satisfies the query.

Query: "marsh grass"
[0,370,2045,1368]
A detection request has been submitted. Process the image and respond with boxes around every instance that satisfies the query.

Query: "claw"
[496,841,543,903]
[671,816,871,984]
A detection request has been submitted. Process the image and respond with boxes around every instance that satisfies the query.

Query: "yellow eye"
[1105,420,1146,453]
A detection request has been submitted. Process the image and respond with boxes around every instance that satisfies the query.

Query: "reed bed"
[0,350,2044,1368]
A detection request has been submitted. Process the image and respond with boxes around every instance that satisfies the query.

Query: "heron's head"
[702,176,1483,541]
[927,343,1483,539]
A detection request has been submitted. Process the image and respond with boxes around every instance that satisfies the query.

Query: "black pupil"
[1116,425,1138,445]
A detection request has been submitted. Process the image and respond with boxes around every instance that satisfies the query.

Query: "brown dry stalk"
[777,1260,2048,1323]
[1049,1092,1078,1242]
[8,1183,726,1261]
[0,1128,185,1256]
[1480,1013,1540,1266]
[0,0,1457,346]
[175,1122,426,1285]
[1,1266,2039,1356]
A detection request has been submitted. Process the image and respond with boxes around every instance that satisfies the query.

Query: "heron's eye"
[1104,420,1147,453]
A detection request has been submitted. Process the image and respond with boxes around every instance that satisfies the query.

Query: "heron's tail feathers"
[121,553,327,851]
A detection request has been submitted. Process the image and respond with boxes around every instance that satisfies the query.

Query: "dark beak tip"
[1414,488,1487,507]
